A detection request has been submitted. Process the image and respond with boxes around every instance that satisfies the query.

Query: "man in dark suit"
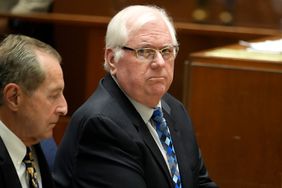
[0,34,67,188]
[53,5,218,188]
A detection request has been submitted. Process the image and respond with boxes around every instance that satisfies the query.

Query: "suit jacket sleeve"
[70,115,147,188]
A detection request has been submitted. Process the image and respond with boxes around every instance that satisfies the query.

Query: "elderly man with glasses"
[54,5,218,188]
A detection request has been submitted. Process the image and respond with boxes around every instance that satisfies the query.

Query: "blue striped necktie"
[152,107,182,188]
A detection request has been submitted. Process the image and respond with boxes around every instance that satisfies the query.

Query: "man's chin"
[150,86,167,96]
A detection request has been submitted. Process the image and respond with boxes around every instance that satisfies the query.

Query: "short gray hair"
[103,5,178,71]
[0,34,62,105]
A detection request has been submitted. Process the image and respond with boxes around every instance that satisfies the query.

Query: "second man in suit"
[0,34,67,188]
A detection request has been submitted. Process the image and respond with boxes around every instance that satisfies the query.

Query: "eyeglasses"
[121,45,179,62]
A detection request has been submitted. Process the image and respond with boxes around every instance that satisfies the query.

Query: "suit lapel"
[103,75,173,186]
[162,99,183,158]
[138,120,173,184]
[0,137,22,188]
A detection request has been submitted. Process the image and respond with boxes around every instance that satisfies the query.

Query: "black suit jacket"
[0,138,54,188]
[54,74,218,188]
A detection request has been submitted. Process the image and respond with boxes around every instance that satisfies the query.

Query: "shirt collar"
[128,98,162,124]
[0,120,27,170]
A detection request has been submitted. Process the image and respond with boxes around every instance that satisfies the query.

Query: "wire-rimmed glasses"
[121,45,179,62]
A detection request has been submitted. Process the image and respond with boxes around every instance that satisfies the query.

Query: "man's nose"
[153,51,166,65]
[57,96,68,116]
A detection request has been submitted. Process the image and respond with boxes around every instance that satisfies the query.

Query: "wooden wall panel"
[54,26,107,114]
[54,0,282,29]
[186,47,282,188]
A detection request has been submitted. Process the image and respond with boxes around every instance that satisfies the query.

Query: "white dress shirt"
[128,98,171,171]
[111,74,170,170]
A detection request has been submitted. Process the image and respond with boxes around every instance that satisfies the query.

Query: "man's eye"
[137,49,147,56]
[49,93,60,99]
[161,48,173,54]
[138,49,154,57]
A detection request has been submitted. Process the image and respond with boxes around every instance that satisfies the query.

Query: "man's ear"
[105,48,117,75]
[3,83,21,111]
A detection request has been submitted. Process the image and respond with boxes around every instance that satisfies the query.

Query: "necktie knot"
[24,147,33,162]
[152,107,168,132]
[152,107,163,120]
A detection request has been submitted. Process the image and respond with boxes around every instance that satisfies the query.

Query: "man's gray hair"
[103,5,178,71]
[0,34,61,105]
